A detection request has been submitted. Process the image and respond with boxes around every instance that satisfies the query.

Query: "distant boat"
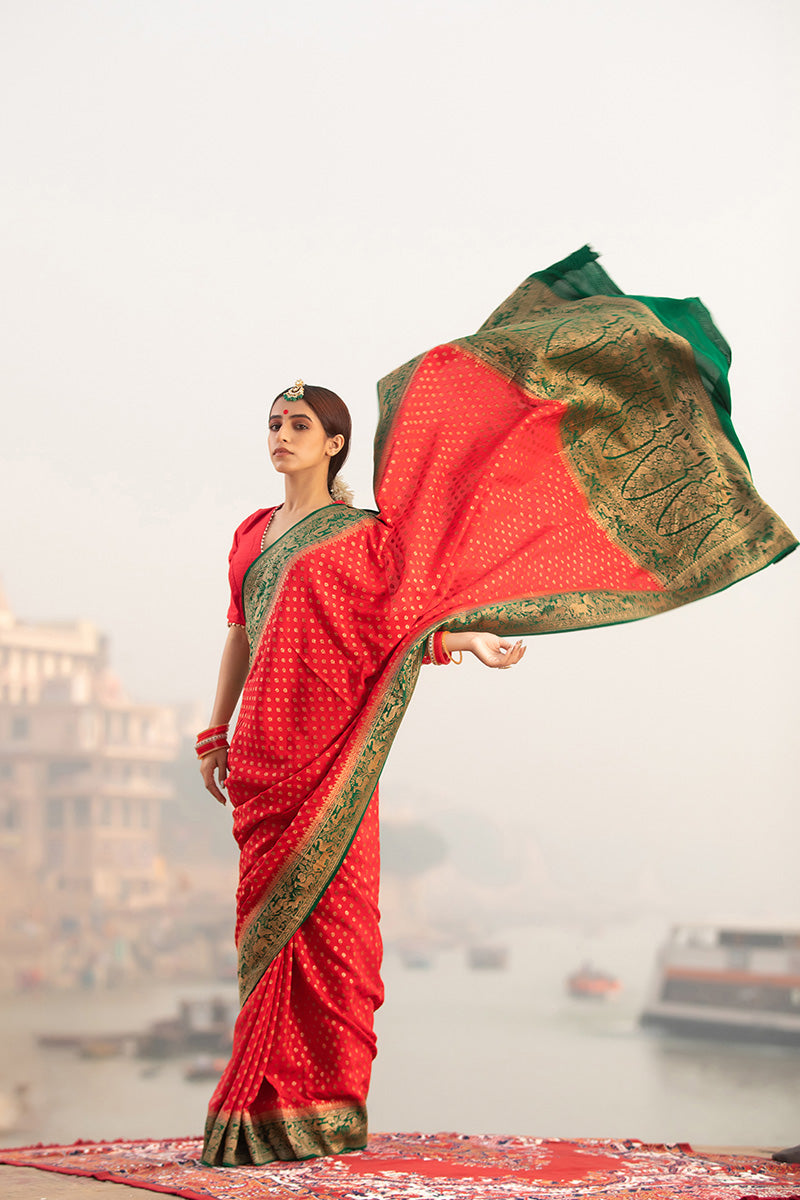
[78,1036,130,1059]
[399,945,434,969]
[567,964,621,999]
[38,1031,136,1055]
[184,1055,227,1082]
[136,997,234,1058]
[640,923,800,1044]
[38,996,235,1061]
[468,944,509,970]
[37,1034,85,1050]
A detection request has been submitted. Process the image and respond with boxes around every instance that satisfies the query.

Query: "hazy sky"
[2,1,798,917]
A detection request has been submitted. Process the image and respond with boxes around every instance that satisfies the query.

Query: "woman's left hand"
[447,631,526,669]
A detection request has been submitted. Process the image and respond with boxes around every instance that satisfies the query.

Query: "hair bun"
[330,477,355,506]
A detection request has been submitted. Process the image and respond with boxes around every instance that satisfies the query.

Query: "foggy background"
[1,0,799,1146]
[3,0,797,918]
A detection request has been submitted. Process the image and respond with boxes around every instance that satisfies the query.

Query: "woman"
[198,384,524,1167]
[198,247,795,1166]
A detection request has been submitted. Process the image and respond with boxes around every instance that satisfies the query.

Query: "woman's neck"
[281,473,332,516]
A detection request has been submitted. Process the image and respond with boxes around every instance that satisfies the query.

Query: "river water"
[1,917,798,1151]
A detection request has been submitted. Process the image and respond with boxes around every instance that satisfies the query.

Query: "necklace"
[260,506,281,553]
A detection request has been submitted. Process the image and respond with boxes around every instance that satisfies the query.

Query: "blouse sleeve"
[226,525,246,625]
[226,509,274,626]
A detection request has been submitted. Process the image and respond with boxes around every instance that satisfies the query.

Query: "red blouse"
[226,507,277,625]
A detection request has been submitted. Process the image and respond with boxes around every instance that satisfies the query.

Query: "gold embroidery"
[202,1100,367,1165]
[374,351,425,480]
[459,296,793,591]
[242,506,369,667]
[236,641,423,1004]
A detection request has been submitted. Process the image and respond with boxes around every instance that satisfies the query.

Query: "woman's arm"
[199,625,250,805]
[445,631,526,669]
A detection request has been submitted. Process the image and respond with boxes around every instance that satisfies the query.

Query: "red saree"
[202,247,795,1165]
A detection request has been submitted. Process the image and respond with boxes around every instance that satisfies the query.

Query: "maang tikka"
[283,379,304,401]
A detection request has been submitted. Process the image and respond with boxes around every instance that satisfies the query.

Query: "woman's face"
[268,401,343,478]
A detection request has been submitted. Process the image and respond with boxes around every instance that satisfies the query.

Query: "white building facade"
[0,586,178,913]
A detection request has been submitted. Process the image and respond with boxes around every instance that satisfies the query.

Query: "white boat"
[640,923,800,1044]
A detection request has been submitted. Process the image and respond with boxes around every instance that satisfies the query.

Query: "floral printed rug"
[1,1131,798,1199]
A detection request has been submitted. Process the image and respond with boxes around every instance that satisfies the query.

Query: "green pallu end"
[425,245,797,629]
[531,244,746,468]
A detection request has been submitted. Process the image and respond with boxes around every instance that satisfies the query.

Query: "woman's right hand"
[200,748,229,806]
[200,625,250,807]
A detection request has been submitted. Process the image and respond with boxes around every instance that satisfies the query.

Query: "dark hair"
[272,384,351,490]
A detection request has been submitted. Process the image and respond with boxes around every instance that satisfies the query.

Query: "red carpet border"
[1,1132,798,1199]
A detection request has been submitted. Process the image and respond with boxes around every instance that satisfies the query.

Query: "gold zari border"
[236,642,423,1004]
[242,505,369,665]
[202,1100,367,1166]
[460,296,794,592]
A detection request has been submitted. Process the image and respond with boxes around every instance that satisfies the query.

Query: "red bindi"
[283,409,289,414]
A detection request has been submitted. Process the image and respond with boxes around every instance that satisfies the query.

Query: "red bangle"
[197,724,228,741]
[196,724,227,744]
[195,723,230,760]
[424,630,454,665]
[432,631,452,665]
[195,736,229,760]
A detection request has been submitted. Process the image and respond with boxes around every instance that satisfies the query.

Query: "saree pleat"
[204,794,382,1164]
[203,248,796,1166]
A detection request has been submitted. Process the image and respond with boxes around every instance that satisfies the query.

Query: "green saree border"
[374,351,425,488]
[202,1100,367,1166]
[522,244,744,466]
[438,549,790,641]
[456,299,795,589]
[236,633,425,1004]
[242,505,369,667]
[237,507,429,1006]
[375,247,757,508]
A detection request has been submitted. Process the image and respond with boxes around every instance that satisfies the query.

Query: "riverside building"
[0,584,178,929]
